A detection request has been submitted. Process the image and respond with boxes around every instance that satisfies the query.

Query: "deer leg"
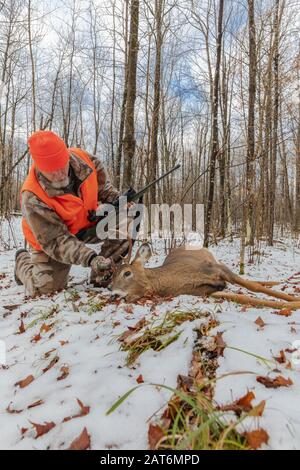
[219,265,299,302]
[211,291,300,310]
[254,280,282,287]
[231,275,300,302]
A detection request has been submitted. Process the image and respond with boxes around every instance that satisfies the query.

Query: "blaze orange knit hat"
[28,130,70,172]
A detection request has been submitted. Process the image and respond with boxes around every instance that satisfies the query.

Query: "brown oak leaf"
[42,355,59,373]
[27,399,44,409]
[30,421,55,438]
[272,308,292,317]
[31,333,41,343]
[63,398,90,422]
[255,317,265,328]
[57,366,69,381]
[244,429,269,449]
[256,375,293,388]
[68,427,90,450]
[136,374,144,384]
[215,332,226,356]
[148,424,164,450]
[15,375,34,388]
[248,400,266,417]
[274,350,286,364]
[18,320,25,334]
[6,403,23,414]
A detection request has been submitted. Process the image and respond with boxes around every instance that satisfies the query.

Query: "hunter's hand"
[90,255,112,273]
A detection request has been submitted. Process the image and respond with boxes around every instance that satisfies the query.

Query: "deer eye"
[123,270,132,278]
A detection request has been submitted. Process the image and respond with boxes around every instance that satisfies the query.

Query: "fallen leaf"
[215,332,226,356]
[272,308,292,317]
[274,350,286,364]
[15,375,34,388]
[256,375,293,389]
[63,398,90,422]
[236,391,255,408]
[59,340,69,346]
[218,391,255,416]
[118,317,147,343]
[21,428,28,436]
[44,348,57,358]
[6,403,23,414]
[136,374,144,384]
[68,427,90,450]
[177,374,194,392]
[129,317,147,331]
[30,421,55,438]
[18,320,25,334]
[148,424,164,450]
[27,399,44,409]
[40,323,53,333]
[244,429,269,449]
[57,366,69,381]
[255,317,265,328]
[189,352,204,385]
[287,271,300,281]
[124,305,134,314]
[248,400,266,417]
[76,398,90,416]
[31,333,41,343]
[285,348,297,353]
[4,304,21,311]
[42,355,59,373]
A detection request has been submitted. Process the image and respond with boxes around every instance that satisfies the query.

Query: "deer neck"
[143,265,174,297]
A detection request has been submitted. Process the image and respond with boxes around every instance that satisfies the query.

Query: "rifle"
[76,163,181,242]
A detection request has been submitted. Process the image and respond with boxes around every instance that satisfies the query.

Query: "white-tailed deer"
[111,243,300,310]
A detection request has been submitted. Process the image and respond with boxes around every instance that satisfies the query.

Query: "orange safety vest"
[21,148,98,251]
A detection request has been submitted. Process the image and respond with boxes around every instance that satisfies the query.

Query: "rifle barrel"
[132,163,181,200]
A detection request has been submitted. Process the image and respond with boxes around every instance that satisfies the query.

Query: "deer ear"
[132,243,152,266]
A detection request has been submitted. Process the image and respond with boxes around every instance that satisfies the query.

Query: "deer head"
[111,243,152,302]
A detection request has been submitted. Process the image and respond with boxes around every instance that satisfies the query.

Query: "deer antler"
[110,258,117,273]
[123,236,133,264]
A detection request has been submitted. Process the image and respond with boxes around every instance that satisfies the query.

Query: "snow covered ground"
[0,217,300,450]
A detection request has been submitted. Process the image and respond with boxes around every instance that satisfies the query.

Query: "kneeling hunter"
[15,130,128,296]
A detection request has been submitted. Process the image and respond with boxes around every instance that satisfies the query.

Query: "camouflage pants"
[15,250,71,297]
[15,238,130,297]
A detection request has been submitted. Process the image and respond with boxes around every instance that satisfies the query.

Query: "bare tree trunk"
[239,0,256,273]
[268,0,280,245]
[28,0,36,132]
[245,0,256,246]
[295,75,300,232]
[123,0,139,189]
[149,0,163,203]
[110,0,117,172]
[204,0,224,247]
[116,0,129,190]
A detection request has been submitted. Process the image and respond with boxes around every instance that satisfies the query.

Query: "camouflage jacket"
[21,150,119,267]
